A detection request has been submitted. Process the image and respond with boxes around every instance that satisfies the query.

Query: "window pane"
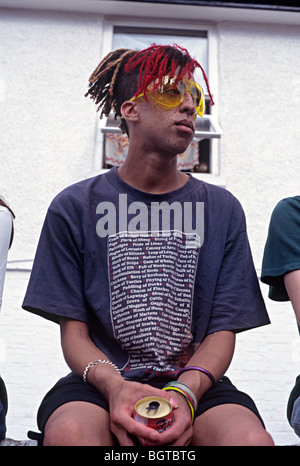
[113,26,208,86]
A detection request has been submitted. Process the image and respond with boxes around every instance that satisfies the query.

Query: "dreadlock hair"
[85,44,214,136]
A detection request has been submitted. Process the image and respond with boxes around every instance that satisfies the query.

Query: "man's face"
[133,71,198,157]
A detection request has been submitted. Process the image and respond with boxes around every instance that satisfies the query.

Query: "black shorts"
[37,373,264,432]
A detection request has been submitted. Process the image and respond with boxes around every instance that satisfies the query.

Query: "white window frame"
[93,17,224,185]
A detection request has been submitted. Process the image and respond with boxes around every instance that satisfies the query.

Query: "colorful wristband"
[162,385,195,423]
[164,381,198,411]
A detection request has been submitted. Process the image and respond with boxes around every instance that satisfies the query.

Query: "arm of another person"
[0,208,12,309]
[284,270,300,325]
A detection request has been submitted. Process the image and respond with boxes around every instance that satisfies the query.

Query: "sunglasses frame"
[130,75,205,117]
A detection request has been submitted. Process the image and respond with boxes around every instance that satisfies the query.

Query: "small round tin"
[133,396,174,432]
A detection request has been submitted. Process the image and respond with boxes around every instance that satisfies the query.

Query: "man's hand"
[106,379,193,446]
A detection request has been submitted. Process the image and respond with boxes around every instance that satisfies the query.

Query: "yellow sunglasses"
[130,75,205,117]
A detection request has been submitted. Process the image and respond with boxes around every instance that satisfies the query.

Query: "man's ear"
[121,100,140,123]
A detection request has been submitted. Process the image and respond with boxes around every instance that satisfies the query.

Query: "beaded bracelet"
[176,366,216,385]
[83,359,121,382]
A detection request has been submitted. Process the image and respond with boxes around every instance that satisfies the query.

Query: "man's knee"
[43,402,114,446]
[44,416,84,446]
[243,427,274,446]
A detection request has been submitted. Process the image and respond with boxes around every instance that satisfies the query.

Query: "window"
[95,21,222,181]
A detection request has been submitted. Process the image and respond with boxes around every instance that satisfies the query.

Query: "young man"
[23,44,273,446]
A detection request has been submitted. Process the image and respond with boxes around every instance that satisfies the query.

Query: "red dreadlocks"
[124,44,214,106]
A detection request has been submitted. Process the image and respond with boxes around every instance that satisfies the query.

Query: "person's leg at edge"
[43,401,115,446]
[192,403,274,446]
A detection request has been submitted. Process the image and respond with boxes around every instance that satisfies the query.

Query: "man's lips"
[174,119,195,134]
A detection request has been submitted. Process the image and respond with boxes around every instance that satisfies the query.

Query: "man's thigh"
[192,403,274,446]
[43,401,115,446]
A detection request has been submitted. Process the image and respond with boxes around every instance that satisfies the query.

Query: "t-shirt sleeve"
[22,195,88,323]
[261,197,300,301]
[201,195,270,336]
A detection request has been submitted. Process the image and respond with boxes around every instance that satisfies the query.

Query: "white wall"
[0,8,104,261]
[218,21,300,267]
[1,6,300,445]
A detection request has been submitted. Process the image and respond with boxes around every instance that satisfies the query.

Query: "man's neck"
[117,151,189,194]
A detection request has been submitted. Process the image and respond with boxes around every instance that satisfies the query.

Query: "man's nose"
[180,92,196,114]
